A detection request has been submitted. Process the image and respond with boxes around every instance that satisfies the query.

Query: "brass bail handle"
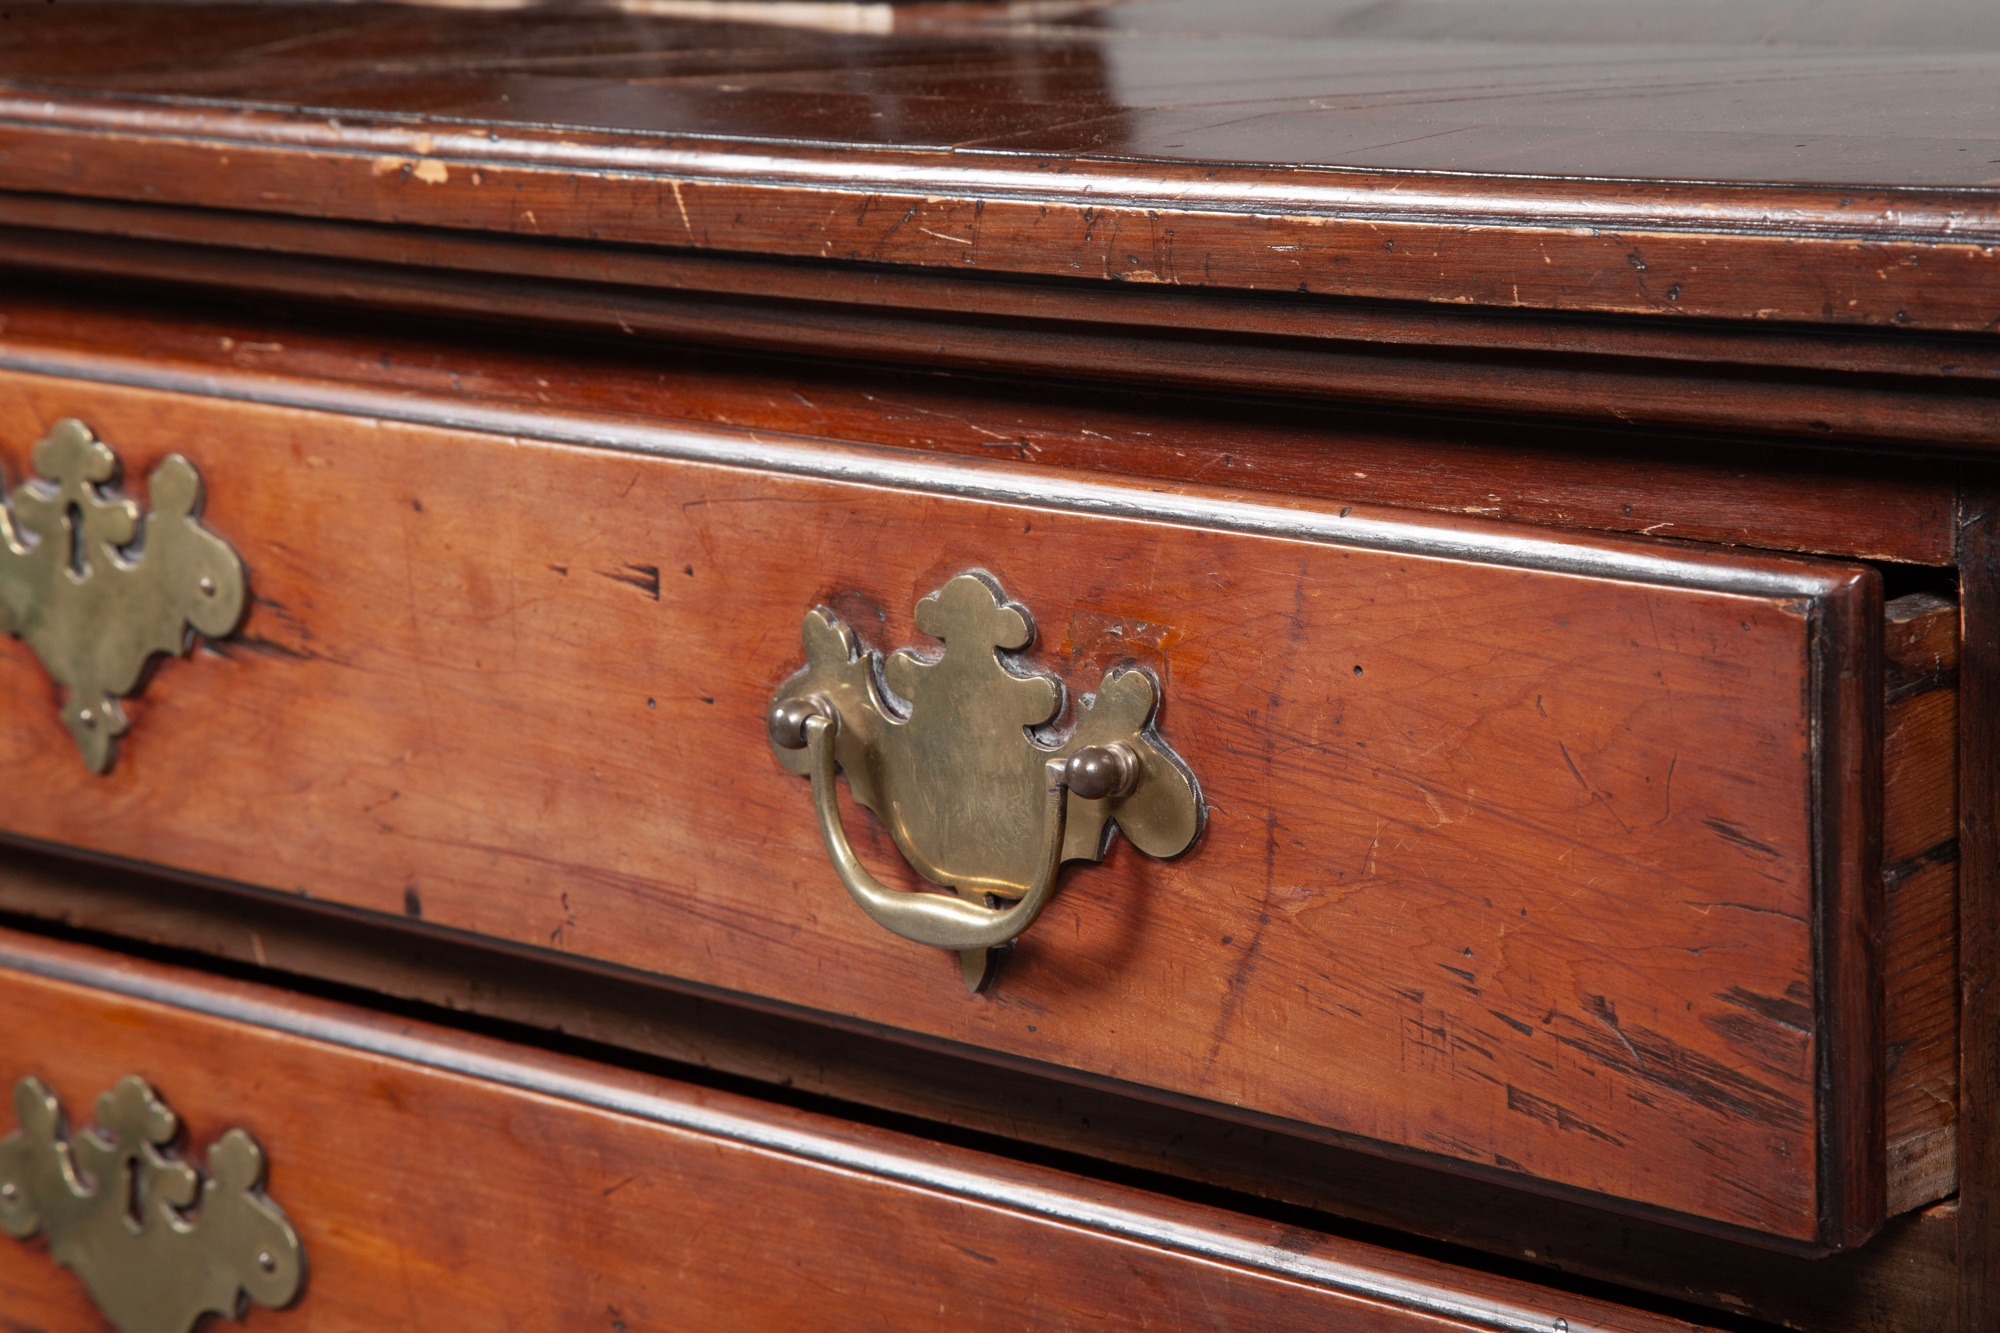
[764,573,1202,993]
[769,696,1139,953]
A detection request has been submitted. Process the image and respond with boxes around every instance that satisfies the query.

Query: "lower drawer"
[0,926,1709,1333]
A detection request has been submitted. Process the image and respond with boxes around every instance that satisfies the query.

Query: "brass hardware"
[768,572,1201,990]
[0,419,245,772]
[0,1075,303,1333]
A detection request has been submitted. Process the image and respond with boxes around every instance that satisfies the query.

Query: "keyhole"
[123,1157,144,1231]
[65,503,88,579]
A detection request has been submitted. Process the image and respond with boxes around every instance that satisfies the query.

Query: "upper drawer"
[0,363,1897,1248]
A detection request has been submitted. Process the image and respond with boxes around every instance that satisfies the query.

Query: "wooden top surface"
[2,1,1998,331]
[8,0,2000,187]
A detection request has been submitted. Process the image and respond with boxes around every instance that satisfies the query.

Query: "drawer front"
[0,928,1710,1333]
[0,364,1881,1244]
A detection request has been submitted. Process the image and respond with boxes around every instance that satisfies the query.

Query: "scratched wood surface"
[0,2,1998,337]
[0,928,1725,1333]
[0,368,1885,1243]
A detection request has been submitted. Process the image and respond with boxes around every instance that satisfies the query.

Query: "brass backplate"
[769,572,1202,963]
[0,418,245,772]
[0,1075,304,1333]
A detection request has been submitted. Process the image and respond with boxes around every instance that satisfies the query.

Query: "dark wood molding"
[0,197,1996,455]
[0,282,1967,570]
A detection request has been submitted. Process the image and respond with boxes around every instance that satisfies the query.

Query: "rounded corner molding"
[0,417,246,773]
[0,1074,305,1333]
[767,571,1203,992]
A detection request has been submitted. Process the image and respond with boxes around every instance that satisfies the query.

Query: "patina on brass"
[0,1075,304,1333]
[0,418,245,773]
[768,572,1202,990]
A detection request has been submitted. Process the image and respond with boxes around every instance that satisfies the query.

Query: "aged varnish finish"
[0,1,1992,1329]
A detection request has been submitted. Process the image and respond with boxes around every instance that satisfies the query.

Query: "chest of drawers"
[0,2,1993,1330]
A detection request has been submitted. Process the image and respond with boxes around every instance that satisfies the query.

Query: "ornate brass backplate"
[0,418,245,773]
[768,572,1202,990]
[0,1075,304,1333]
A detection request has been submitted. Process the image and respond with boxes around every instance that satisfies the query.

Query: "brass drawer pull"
[0,419,245,773]
[768,573,1201,991]
[0,1075,304,1333]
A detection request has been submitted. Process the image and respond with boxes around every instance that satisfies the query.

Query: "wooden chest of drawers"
[0,2,1993,1330]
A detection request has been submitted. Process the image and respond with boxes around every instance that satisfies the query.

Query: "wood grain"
[0,926,1722,1333]
[0,369,1883,1243]
[1881,594,1960,1214]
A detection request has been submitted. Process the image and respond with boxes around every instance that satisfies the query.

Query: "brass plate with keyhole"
[0,418,245,772]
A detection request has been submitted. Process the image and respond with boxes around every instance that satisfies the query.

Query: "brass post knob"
[767,695,833,751]
[1063,743,1139,801]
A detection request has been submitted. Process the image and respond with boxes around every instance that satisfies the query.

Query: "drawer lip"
[0,930,1701,1333]
[0,358,1883,1246]
[0,344,1857,600]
